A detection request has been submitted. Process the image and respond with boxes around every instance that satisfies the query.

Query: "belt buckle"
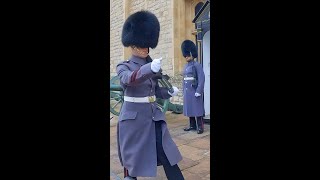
[148,96,155,102]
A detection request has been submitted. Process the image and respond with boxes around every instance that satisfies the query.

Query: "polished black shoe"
[183,126,196,131]
[197,128,204,134]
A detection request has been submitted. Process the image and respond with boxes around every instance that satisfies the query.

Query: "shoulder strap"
[119,59,131,70]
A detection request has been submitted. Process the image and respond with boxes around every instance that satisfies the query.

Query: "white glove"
[168,86,179,96]
[195,92,201,97]
[151,57,162,73]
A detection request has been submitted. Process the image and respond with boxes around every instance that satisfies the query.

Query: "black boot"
[183,117,196,131]
[196,116,204,134]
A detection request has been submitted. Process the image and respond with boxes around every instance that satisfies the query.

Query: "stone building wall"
[167,73,184,105]
[110,0,125,78]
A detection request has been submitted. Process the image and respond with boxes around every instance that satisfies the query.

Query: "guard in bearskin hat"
[181,40,205,134]
[116,10,184,180]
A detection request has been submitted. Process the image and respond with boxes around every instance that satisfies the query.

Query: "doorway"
[203,30,210,120]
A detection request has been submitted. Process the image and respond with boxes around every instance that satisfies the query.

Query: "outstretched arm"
[116,63,155,86]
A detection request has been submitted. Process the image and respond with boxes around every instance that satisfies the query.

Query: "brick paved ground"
[110,112,210,180]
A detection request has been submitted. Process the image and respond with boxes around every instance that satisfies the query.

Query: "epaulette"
[120,60,129,63]
[117,60,130,67]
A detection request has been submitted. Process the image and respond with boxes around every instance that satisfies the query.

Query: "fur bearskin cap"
[181,40,198,58]
[121,11,160,48]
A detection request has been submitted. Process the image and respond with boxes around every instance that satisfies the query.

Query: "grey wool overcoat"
[116,55,182,177]
[182,60,205,117]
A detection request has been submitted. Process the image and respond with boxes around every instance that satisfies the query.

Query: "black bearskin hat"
[121,11,160,48]
[181,40,198,58]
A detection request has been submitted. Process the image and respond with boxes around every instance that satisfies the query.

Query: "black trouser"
[189,117,204,128]
[155,121,184,180]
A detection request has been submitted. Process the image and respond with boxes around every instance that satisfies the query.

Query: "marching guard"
[116,10,184,180]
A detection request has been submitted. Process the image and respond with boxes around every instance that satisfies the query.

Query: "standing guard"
[181,40,206,134]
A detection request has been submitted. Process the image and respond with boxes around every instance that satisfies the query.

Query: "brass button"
[148,96,155,102]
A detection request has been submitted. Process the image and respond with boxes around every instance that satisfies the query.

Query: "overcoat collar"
[130,55,147,65]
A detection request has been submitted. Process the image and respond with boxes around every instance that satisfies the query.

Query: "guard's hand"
[168,86,179,96]
[195,92,201,97]
[151,57,162,73]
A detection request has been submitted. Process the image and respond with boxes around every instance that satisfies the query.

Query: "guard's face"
[132,46,149,58]
[185,55,193,62]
